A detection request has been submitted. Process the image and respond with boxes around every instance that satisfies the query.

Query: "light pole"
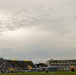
[0,33,2,58]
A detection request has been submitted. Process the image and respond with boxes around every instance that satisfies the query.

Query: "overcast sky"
[0,0,76,63]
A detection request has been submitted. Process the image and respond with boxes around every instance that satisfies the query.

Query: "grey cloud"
[0,0,76,62]
[0,0,69,32]
[0,7,65,31]
[0,0,75,35]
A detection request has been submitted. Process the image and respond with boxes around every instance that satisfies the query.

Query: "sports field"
[0,72,76,75]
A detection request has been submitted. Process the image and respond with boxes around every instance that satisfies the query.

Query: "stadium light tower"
[0,32,2,58]
[0,19,3,58]
[0,34,1,58]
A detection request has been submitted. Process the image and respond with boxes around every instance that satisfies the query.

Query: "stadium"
[0,58,76,75]
[0,58,76,74]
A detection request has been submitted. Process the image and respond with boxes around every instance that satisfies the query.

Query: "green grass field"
[0,72,76,75]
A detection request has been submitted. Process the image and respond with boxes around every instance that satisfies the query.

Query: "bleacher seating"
[6,60,29,70]
[0,58,37,72]
[24,60,37,68]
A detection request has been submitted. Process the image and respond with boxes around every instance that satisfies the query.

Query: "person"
[45,67,48,73]
[70,66,75,72]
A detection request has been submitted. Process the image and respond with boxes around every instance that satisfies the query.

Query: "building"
[46,59,76,68]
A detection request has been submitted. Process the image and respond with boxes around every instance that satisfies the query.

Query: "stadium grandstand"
[24,60,37,68]
[0,58,38,73]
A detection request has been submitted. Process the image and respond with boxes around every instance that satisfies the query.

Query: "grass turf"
[0,72,76,75]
